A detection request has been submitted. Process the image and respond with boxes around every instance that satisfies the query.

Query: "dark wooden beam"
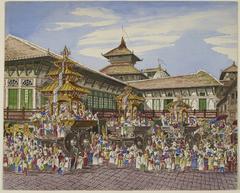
[116,87,121,94]
[212,87,216,95]
[91,80,96,88]
[196,88,198,96]
[173,89,176,97]
[34,61,42,76]
[99,82,105,89]
[46,65,52,74]
[180,89,183,96]
[83,78,88,86]
[16,65,20,76]
[164,89,167,97]
[205,88,209,96]
[106,84,111,91]
[151,91,154,97]
[7,66,15,77]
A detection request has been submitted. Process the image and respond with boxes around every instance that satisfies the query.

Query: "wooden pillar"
[57,102,60,116]
[5,82,8,109]
[50,101,53,116]
[22,107,25,120]
[33,78,36,109]
[6,107,9,120]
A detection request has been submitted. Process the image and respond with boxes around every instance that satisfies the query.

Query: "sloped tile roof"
[100,64,144,75]
[223,63,238,73]
[5,34,127,86]
[128,71,222,90]
[220,62,238,80]
[5,35,61,61]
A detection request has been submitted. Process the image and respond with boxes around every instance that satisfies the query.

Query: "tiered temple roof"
[100,63,143,75]
[40,46,90,100]
[101,37,147,79]
[102,37,141,61]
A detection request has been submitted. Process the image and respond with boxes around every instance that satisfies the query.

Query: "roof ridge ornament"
[118,36,127,49]
[61,45,71,58]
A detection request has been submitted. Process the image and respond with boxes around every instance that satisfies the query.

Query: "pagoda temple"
[100,37,148,82]
[41,46,90,116]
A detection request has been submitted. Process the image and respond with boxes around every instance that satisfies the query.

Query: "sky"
[5,1,238,78]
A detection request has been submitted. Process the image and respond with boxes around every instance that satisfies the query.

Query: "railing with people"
[4,107,218,121]
[139,109,218,119]
[4,107,119,121]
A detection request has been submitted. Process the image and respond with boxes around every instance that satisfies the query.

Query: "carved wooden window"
[22,79,33,87]
[87,95,93,108]
[8,79,18,87]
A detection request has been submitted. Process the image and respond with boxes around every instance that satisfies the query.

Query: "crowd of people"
[30,102,99,139]
[3,112,238,175]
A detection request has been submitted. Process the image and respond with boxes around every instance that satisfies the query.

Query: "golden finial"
[61,45,71,58]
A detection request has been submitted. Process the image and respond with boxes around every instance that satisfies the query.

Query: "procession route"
[3,165,237,190]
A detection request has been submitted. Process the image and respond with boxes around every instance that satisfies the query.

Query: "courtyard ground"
[3,165,238,190]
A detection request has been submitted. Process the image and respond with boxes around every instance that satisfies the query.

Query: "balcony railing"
[141,109,218,119]
[4,108,119,121]
[4,108,218,121]
[4,107,41,121]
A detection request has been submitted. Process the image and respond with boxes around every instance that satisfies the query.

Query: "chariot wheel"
[135,136,144,149]
[64,132,79,156]
[78,132,91,152]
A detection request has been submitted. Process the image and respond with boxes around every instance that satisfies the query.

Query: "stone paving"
[3,166,238,190]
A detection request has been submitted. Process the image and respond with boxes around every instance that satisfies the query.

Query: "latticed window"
[22,79,33,87]
[109,98,113,109]
[103,97,109,109]
[99,97,103,109]
[87,95,93,108]
[8,79,18,87]
[20,89,33,109]
[8,89,18,109]
[93,96,98,108]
